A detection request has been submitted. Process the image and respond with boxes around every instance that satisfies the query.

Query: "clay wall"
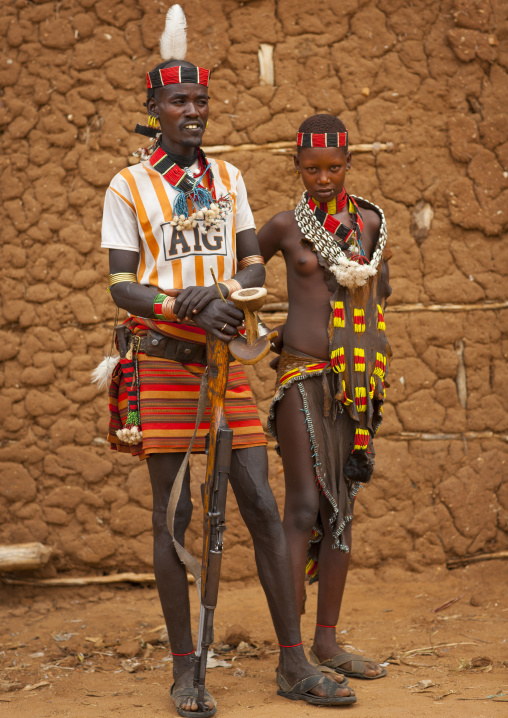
[0,0,507,580]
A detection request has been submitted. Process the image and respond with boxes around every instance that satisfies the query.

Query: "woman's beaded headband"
[147,64,211,89]
[297,132,348,149]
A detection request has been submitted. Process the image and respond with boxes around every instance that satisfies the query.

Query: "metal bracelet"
[219,278,242,298]
[108,272,138,288]
[161,295,177,321]
[237,255,265,271]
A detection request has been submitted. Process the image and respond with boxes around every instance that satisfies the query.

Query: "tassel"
[160,5,187,61]
[173,190,190,219]
[192,185,213,208]
[116,425,143,445]
[91,355,120,390]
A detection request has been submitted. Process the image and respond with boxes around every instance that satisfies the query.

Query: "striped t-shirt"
[101,157,255,290]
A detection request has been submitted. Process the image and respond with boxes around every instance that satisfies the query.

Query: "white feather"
[91,355,119,391]
[160,5,187,61]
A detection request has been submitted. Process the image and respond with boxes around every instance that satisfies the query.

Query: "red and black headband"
[147,64,211,89]
[297,132,348,149]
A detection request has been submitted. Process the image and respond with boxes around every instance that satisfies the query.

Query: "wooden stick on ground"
[202,141,394,155]
[446,551,508,569]
[382,431,508,442]
[0,543,53,572]
[0,572,195,587]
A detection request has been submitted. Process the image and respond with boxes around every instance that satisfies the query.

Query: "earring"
[296,170,300,176]
[206,120,209,129]
[148,114,160,129]
[346,168,351,174]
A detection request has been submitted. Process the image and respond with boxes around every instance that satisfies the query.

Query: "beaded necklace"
[311,187,347,215]
[295,191,387,290]
[307,191,365,257]
[149,141,232,232]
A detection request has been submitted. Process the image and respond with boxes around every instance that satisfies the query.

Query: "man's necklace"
[295,191,387,290]
[149,141,232,232]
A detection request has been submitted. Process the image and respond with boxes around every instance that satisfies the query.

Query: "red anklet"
[171,650,195,656]
[316,623,336,628]
[278,641,303,648]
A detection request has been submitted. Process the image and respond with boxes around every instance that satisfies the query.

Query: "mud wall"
[0,0,507,579]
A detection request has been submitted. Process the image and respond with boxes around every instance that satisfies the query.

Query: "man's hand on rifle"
[193,298,244,342]
[173,285,224,320]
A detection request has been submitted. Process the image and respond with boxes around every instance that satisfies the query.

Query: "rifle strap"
[166,370,209,594]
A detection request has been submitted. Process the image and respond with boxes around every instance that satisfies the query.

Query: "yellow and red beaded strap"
[354,428,370,450]
[279,362,328,386]
[333,301,345,328]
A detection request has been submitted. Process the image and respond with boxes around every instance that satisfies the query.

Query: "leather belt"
[141,329,207,365]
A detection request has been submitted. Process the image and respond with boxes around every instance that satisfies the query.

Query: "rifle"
[193,287,277,711]
[193,332,232,710]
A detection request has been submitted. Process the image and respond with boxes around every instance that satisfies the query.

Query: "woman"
[258,114,391,681]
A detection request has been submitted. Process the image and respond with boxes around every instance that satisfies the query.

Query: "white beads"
[169,195,233,233]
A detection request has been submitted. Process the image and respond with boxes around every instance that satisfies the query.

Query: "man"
[100,6,354,715]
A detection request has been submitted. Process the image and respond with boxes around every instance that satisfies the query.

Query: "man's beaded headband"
[296,132,348,149]
[147,65,211,89]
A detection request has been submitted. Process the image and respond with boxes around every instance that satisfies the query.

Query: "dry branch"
[261,301,508,315]
[383,431,508,442]
[0,543,53,572]
[446,551,508,569]
[202,141,394,155]
[387,301,508,313]
[0,571,195,587]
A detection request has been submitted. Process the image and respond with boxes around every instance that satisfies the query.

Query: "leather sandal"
[309,648,387,680]
[276,671,356,705]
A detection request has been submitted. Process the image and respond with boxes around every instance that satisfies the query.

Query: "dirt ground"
[1,561,507,717]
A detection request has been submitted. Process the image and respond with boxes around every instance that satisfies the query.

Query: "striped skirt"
[107,353,267,459]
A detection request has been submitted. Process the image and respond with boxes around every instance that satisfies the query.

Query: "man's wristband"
[237,255,265,271]
[219,278,242,298]
[107,272,138,292]
[153,293,177,321]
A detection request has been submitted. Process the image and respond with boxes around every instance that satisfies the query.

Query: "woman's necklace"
[294,191,387,290]
[307,191,365,258]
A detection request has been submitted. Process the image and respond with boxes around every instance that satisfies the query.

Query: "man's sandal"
[170,683,217,717]
[277,672,357,706]
[309,648,387,680]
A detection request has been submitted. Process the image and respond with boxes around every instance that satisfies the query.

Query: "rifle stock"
[194,333,232,709]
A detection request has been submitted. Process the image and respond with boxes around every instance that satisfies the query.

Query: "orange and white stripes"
[101,158,255,293]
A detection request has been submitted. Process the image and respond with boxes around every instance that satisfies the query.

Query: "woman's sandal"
[170,683,217,717]
[309,648,387,680]
[277,671,357,706]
